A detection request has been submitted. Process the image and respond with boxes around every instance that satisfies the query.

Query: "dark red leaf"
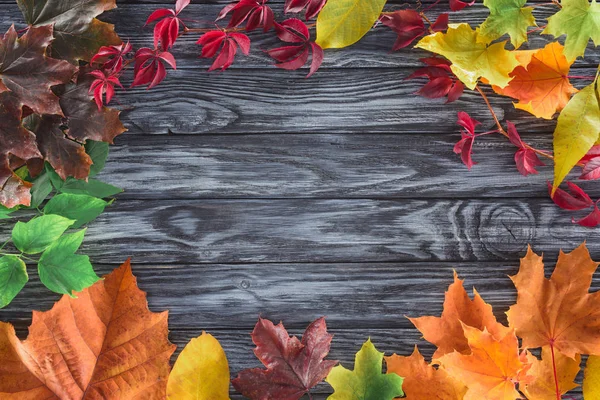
[431,13,449,31]
[88,70,123,110]
[132,48,176,88]
[145,2,189,50]
[457,111,481,135]
[275,18,310,43]
[573,203,600,227]
[284,0,327,20]
[379,10,426,50]
[580,145,600,163]
[90,41,133,73]
[506,121,524,148]
[267,45,305,62]
[146,8,175,25]
[196,31,251,71]
[446,80,464,103]
[416,76,453,98]
[454,134,476,170]
[515,148,545,176]
[548,181,594,210]
[449,0,475,11]
[218,0,275,32]
[232,317,337,400]
[581,158,600,180]
[268,21,322,77]
[308,42,324,77]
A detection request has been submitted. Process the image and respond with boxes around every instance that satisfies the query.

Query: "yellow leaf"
[415,23,519,89]
[316,0,387,49]
[584,355,600,399]
[167,332,230,400]
[552,82,600,192]
[521,347,580,400]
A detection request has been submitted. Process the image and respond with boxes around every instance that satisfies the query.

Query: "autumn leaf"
[17,0,122,63]
[543,0,600,61]
[409,270,510,358]
[326,339,404,400]
[0,25,76,116]
[167,332,230,400]
[315,0,387,49]
[506,243,600,358]
[479,0,536,49]
[385,346,467,399]
[552,82,600,192]
[0,259,176,399]
[521,346,580,399]
[437,325,534,400]
[415,23,519,89]
[232,317,337,400]
[492,42,578,119]
[584,355,600,399]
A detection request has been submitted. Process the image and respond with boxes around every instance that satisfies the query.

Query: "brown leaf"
[0,260,176,399]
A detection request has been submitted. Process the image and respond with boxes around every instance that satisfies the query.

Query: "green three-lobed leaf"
[479,0,536,49]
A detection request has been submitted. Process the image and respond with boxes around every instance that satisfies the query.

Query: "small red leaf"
[449,0,475,11]
[454,135,476,170]
[416,76,453,98]
[197,31,251,71]
[446,81,464,103]
[275,19,310,42]
[457,111,481,135]
[573,203,600,227]
[218,0,275,31]
[132,48,176,88]
[379,10,426,50]
[549,181,594,210]
[431,13,449,32]
[515,148,545,176]
[580,158,600,180]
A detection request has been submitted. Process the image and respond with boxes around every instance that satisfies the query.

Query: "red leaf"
[449,0,475,11]
[549,181,594,210]
[309,42,324,77]
[232,317,337,400]
[132,48,176,88]
[275,19,310,43]
[457,111,481,135]
[176,0,191,14]
[90,41,133,73]
[515,148,545,176]
[196,31,251,71]
[581,158,600,180]
[218,0,275,32]
[145,2,188,50]
[88,70,123,110]
[446,81,464,103]
[454,134,476,170]
[285,0,327,20]
[416,76,453,98]
[379,10,426,50]
[431,13,449,31]
[573,203,600,227]
[268,20,322,77]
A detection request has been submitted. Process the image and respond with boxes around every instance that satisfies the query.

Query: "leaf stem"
[0,239,10,252]
[550,343,561,400]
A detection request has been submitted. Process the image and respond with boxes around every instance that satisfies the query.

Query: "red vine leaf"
[380,11,447,51]
[197,31,251,71]
[268,19,323,77]
[450,0,475,11]
[580,158,600,180]
[145,0,190,50]
[217,0,275,32]
[453,111,481,170]
[89,70,123,110]
[0,25,77,116]
[232,317,337,400]
[91,41,133,73]
[16,0,122,63]
[548,181,594,210]
[573,203,600,227]
[406,58,464,103]
[132,48,177,88]
[506,121,545,176]
[284,0,327,20]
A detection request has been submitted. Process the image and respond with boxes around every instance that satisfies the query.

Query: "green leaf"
[47,164,122,198]
[12,214,74,254]
[0,255,28,308]
[86,140,109,177]
[0,205,16,220]
[326,339,404,400]
[316,0,387,49]
[29,170,53,209]
[479,0,536,49]
[38,229,99,296]
[543,0,600,61]
[44,193,108,228]
[553,82,600,192]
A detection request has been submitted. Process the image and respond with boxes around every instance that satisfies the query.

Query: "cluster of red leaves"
[284,0,327,20]
[407,57,464,102]
[217,0,275,32]
[146,0,190,50]
[197,31,251,71]
[550,182,600,227]
[268,19,324,77]
[379,10,448,51]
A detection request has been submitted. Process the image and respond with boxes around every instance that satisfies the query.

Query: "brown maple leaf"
[0,260,176,399]
[507,243,600,358]
[0,25,77,116]
[409,271,510,358]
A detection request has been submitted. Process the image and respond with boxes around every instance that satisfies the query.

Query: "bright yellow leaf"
[584,355,600,399]
[316,0,387,49]
[415,23,519,89]
[167,332,230,400]
[552,82,600,192]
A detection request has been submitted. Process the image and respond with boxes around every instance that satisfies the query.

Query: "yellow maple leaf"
[521,346,580,399]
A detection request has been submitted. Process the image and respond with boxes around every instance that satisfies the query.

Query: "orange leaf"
[437,325,534,400]
[521,346,580,400]
[507,243,600,358]
[385,346,467,399]
[409,271,510,358]
[492,42,577,119]
[0,260,176,399]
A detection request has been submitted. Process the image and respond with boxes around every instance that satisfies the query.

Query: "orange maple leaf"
[0,260,176,399]
[521,346,580,400]
[409,271,510,358]
[506,243,600,358]
[385,346,467,399]
[492,42,577,119]
[437,325,534,400]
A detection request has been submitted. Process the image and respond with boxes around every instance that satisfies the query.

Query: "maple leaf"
[409,270,510,358]
[584,355,600,398]
[0,259,176,399]
[145,0,190,50]
[167,332,230,400]
[284,0,327,20]
[521,346,580,399]
[437,325,534,400]
[232,317,337,400]
[17,0,121,63]
[385,346,467,399]
[88,70,123,110]
[379,11,448,51]
[91,41,133,73]
[492,43,578,120]
[132,47,177,88]
[196,31,251,71]
[543,0,600,61]
[267,19,324,78]
[506,121,545,176]
[217,0,275,32]
[507,243,600,358]
[415,23,519,89]
[478,0,536,49]
[0,25,76,116]
[326,339,404,400]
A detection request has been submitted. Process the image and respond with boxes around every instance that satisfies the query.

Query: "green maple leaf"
[17,0,122,63]
[479,0,536,49]
[543,0,600,61]
[326,339,404,400]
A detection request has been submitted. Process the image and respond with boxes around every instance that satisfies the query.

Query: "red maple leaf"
[196,31,251,71]
[506,121,545,176]
[90,41,133,73]
[406,57,464,102]
[145,0,190,50]
[379,11,448,50]
[284,0,327,20]
[232,317,337,400]
[453,111,481,170]
[132,48,177,88]
[217,0,275,32]
[267,19,323,78]
[88,70,123,110]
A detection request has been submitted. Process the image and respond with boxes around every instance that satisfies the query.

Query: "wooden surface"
[2,1,600,398]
